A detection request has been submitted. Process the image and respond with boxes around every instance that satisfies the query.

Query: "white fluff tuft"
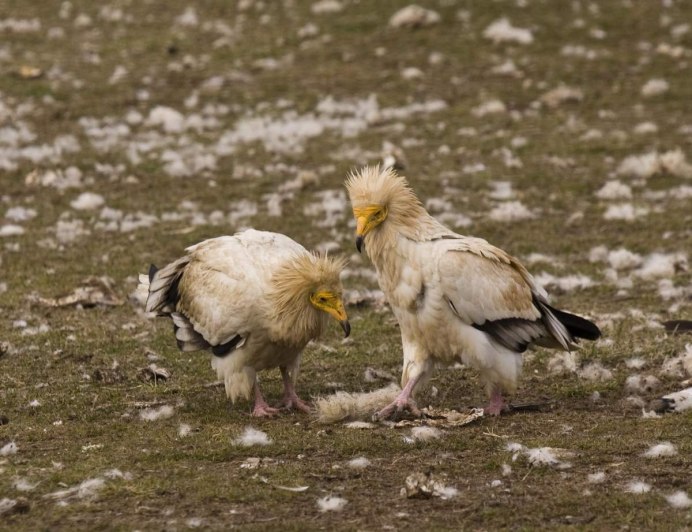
[317,495,348,512]
[0,498,18,515]
[389,5,440,28]
[641,78,669,97]
[483,18,533,44]
[625,357,646,370]
[589,245,609,263]
[526,448,562,467]
[588,472,606,484]
[618,149,692,179]
[410,426,442,442]
[0,442,18,456]
[347,457,371,469]
[642,442,677,458]
[45,478,106,501]
[578,362,613,382]
[507,442,572,468]
[596,180,632,200]
[139,405,174,422]
[13,478,39,492]
[665,491,692,509]
[70,192,105,211]
[603,203,649,221]
[488,201,535,222]
[635,252,687,281]
[624,480,651,494]
[625,375,660,395]
[660,346,692,378]
[607,248,642,270]
[547,352,580,376]
[314,383,401,423]
[234,426,272,447]
[178,423,192,438]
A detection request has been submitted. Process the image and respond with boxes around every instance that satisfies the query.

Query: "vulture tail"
[544,303,601,341]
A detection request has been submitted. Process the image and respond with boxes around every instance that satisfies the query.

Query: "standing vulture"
[139,229,349,417]
[346,166,600,418]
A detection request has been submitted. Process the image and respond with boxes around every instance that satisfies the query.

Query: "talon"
[252,404,280,417]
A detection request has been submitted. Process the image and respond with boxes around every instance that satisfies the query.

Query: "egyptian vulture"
[346,166,601,418]
[139,229,350,417]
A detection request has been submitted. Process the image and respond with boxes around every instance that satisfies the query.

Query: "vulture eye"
[319,296,328,303]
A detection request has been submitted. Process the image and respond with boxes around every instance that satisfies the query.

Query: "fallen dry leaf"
[403,472,458,500]
[33,276,123,308]
[388,407,484,428]
[18,66,43,79]
[139,364,171,383]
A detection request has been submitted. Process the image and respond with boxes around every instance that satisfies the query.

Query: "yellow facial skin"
[310,290,350,337]
[353,204,388,252]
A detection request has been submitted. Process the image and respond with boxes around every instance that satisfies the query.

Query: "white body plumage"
[138,229,349,416]
[347,167,600,416]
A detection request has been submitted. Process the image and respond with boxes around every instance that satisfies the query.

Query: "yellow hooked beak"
[353,205,385,253]
[325,299,350,337]
[355,215,368,253]
[312,291,350,337]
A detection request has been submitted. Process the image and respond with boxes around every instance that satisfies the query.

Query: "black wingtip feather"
[546,304,601,341]
[148,264,159,282]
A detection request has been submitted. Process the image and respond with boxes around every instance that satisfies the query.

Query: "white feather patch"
[139,405,174,422]
[314,383,401,423]
[588,472,606,484]
[347,457,371,469]
[0,442,18,456]
[665,491,692,509]
[624,481,651,494]
[317,495,348,512]
[642,442,677,458]
[234,426,272,447]
[410,426,443,442]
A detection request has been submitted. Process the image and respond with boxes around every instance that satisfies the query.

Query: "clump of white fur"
[483,18,533,44]
[660,344,692,378]
[139,405,174,421]
[410,426,442,442]
[0,442,18,456]
[624,481,651,494]
[314,383,401,423]
[588,471,606,484]
[665,491,692,509]
[0,498,19,515]
[642,442,677,458]
[347,457,371,469]
[233,426,272,447]
[625,375,660,394]
[317,495,348,512]
[506,442,573,469]
[547,352,579,376]
[44,478,106,501]
[578,362,613,382]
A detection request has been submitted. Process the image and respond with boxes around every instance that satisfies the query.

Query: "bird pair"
[139,166,601,418]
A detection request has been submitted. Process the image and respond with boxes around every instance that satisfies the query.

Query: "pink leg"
[484,389,508,416]
[373,374,422,421]
[251,382,280,417]
[277,367,311,413]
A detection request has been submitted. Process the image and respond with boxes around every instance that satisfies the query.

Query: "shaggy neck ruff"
[347,166,452,270]
[267,254,342,345]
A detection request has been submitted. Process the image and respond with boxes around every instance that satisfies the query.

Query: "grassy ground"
[1,0,691,530]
